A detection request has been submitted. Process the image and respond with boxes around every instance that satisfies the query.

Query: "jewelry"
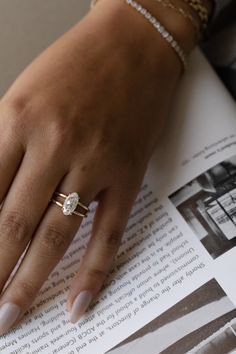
[91,0,200,36]
[127,0,187,70]
[183,0,209,27]
[91,0,208,28]
[90,0,187,70]
[91,0,187,70]
[51,192,89,217]
[153,0,201,39]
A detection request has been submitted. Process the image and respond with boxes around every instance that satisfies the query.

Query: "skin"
[0,0,213,332]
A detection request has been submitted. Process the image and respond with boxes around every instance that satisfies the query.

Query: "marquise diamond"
[62,192,79,216]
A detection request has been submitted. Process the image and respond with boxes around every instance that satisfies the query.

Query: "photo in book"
[107,279,236,354]
[169,155,236,259]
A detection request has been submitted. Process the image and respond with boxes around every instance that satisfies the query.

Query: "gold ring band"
[50,191,89,217]
[54,192,89,212]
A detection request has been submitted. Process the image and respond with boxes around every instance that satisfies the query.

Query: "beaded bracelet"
[90,0,187,71]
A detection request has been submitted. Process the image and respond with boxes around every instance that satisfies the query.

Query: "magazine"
[1,49,236,354]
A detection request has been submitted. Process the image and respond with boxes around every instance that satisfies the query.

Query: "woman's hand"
[0,0,181,333]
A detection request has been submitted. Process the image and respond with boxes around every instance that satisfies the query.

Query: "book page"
[108,49,236,354]
[1,49,236,354]
[0,183,212,354]
[107,279,236,354]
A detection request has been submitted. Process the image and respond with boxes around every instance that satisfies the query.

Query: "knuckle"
[13,280,36,303]
[47,118,72,147]
[45,118,76,160]
[0,211,29,245]
[2,95,30,131]
[98,228,122,249]
[3,95,29,117]
[37,224,69,253]
[93,131,111,152]
[114,143,147,174]
[87,267,107,282]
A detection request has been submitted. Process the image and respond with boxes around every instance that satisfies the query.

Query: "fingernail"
[70,291,92,324]
[0,303,21,335]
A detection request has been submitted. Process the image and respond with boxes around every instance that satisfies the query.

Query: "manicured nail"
[0,303,21,335]
[70,291,92,324]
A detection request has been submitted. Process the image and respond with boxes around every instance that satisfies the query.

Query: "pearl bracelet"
[91,0,187,71]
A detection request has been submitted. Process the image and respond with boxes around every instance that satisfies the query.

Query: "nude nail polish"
[70,291,92,324]
[0,303,21,335]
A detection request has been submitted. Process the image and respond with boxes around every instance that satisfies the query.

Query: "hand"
[0,0,181,333]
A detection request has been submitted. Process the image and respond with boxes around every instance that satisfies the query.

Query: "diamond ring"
[51,192,89,217]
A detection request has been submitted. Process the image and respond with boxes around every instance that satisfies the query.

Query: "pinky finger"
[67,184,139,323]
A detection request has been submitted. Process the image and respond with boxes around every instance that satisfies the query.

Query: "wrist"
[91,0,214,55]
[89,0,185,75]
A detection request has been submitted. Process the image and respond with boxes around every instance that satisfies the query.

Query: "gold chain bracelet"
[183,0,209,27]
[91,0,187,70]
[153,0,201,40]
[91,0,205,37]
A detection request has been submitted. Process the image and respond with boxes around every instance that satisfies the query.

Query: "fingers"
[0,170,97,335]
[0,125,24,204]
[67,183,139,323]
[0,149,63,292]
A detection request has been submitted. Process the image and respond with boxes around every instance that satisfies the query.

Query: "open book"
[1,49,236,354]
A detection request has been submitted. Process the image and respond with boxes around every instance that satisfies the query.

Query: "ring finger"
[0,169,98,334]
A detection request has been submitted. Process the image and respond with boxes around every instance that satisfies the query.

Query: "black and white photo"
[107,279,236,354]
[169,156,236,259]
